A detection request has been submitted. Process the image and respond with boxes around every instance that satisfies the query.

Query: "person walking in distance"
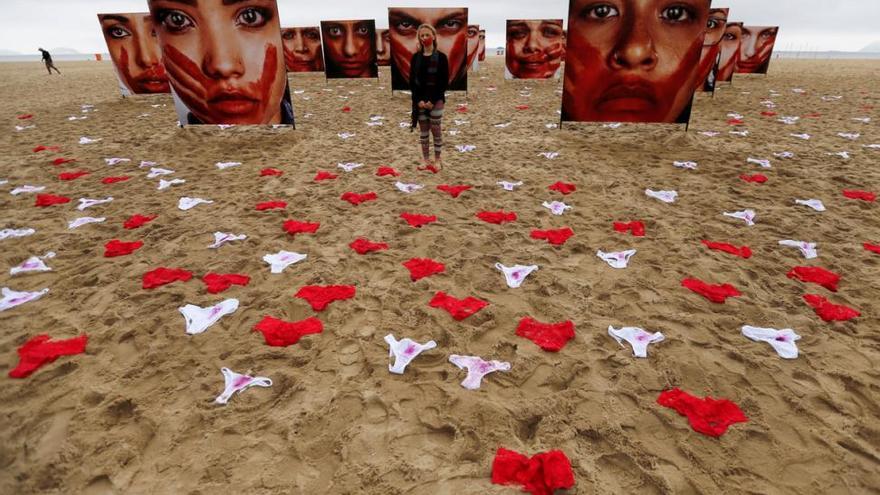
[39,48,61,74]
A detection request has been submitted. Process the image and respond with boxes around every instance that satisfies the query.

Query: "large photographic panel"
[321,20,379,79]
[717,21,742,83]
[696,7,728,92]
[97,12,171,96]
[376,28,391,66]
[281,26,325,73]
[737,25,779,74]
[505,19,565,79]
[388,8,469,91]
[478,29,486,61]
[467,24,480,71]
[147,0,294,126]
[561,0,711,124]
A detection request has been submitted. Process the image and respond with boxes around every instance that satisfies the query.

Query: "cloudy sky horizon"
[2,0,878,55]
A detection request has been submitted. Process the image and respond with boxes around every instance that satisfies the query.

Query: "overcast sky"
[2,0,878,54]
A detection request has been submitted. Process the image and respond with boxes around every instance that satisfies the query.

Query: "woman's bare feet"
[433,159,443,171]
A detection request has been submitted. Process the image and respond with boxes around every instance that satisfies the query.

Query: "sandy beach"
[0,57,878,494]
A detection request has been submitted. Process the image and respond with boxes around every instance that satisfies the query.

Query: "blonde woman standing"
[409,24,449,170]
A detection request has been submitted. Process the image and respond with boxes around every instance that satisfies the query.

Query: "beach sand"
[0,57,878,494]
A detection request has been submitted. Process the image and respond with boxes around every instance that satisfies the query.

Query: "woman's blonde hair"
[417,24,438,53]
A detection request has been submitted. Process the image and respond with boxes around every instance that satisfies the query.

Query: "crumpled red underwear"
[143,267,193,289]
[613,221,645,237]
[8,334,88,379]
[403,258,445,281]
[283,220,320,237]
[350,238,389,254]
[261,168,283,176]
[803,294,860,322]
[531,227,574,246]
[437,184,471,198]
[401,212,437,228]
[17,114,33,120]
[843,190,876,202]
[104,239,144,258]
[491,447,575,495]
[314,171,338,181]
[477,211,517,224]
[803,112,821,118]
[740,174,768,183]
[701,240,752,259]
[342,192,378,205]
[727,118,745,125]
[418,164,439,174]
[457,106,468,113]
[124,214,157,229]
[102,176,131,184]
[682,278,741,303]
[295,285,356,311]
[515,317,575,352]
[253,316,323,347]
[58,171,89,181]
[761,111,778,117]
[341,106,351,112]
[657,388,748,437]
[549,181,576,195]
[52,158,77,166]
[429,291,488,321]
[35,194,70,207]
[203,273,251,294]
[256,201,287,211]
[33,145,61,153]
[787,266,840,292]
[515,104,530,110]
[377,166,400,177]
[865,243,880,255]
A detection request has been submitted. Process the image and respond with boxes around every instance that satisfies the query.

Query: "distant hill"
[49,47,81,55]
[0,49,21,55]
[860,41,880,52]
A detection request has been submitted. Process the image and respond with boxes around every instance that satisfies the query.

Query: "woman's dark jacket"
[409,50,449,130]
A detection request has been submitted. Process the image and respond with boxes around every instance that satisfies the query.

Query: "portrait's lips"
[208,89,261,116]
[139,79,171,93]
[597,81,659,113]
[337,60,369,69]
[133,66,170,93]
[737,58,762,72]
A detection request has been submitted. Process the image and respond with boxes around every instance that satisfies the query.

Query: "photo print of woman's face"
[478,29,486,61]
[147,0,293,126]
[467,24,480,70]
[376,28,391,66]
[717,21,742,83]
[388,7,469,91]
[695,7,728,92]
[97,13,170,95]
[737,25,778,74]
[562,0,711,124]
[321,20,378,79]
[505,19,565,79]
[281,27,324,72]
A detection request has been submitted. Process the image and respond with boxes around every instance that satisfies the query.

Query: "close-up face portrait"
[467,25,480,70]
[562,0,711,123]
[695,7,728,91]
[321,20,378,78]
[505,19,566,79]
[478,29,486,61]
[376,28,391,66]
[147,0,291,125]
[388,7,469,90]
[281,27,324,73]
[737,25,778,74]
[97,13,170,95]
[717,21,742,83]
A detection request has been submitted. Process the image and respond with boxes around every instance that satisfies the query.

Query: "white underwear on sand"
[747,158,771,168]
[673,161,698,170]
[11,185,45,195]
[77,197,113,211]
[539,152,559,160]
[179,299,239,335]
[216,162,241,170]
[498,181,523,191]
[608,326,665,358]
[147,168,174,178]
[79,136,101,144]
[542,201,571,216]
[214,367,272,405]
[0,287,49,312]
[448,355,511,390]
[741,326,800,359]
[456,145,476,153]
[795,199,825,212]
[10,252,55,275]
[495,263,538,289]
[779,240,818,259]
[208,232,247,249]
[385,334,437,374]
[395,182,424,193]
[790,133,811,140]
[646,189,678,203]
[104,158,130,166]
[597,250,637,269]
[773,152,795,159]
[837,132,860,140]
[178,197,213,211]
[0,228,36,240]
[337,162,363,172]
[724,209,756,226]
[158,179,185,190]
[263,251,307,274]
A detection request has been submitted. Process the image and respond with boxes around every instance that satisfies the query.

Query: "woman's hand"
[417,101,426,109]
[425,102,434,110]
